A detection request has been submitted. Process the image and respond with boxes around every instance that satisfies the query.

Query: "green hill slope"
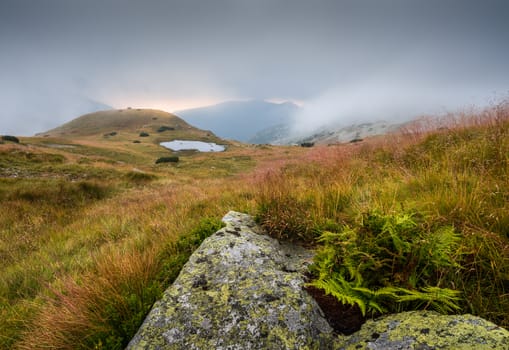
[2,101,508,350]
[41,108,198,137]
[29,108,227,166]
[42,109,190,137]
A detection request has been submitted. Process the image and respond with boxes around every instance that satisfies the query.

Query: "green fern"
[384,286,462,313]
[309,211,463,316]
[420,226,462,269]
[381,213,415,254]
[309,276,461,316]
[310,276,371,315]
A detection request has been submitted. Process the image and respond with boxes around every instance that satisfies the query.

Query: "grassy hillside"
[1,101,508,349]
[29,108,229,169]
[42,109,191,136]
[0,110,302,349]
[256,102,509,326]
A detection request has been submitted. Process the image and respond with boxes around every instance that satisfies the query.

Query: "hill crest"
[40,108,194,137]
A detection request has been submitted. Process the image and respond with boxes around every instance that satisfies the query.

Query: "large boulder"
[128,211,509,349]
[335,310,509,350]
[127,211,333,350]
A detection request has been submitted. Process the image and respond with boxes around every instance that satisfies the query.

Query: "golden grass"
[1,100,508,348]
[255,100,509,326]
[42,109,189,137]
[1,139,304,348]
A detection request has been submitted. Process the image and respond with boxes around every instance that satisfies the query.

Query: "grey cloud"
[0,0,508,135]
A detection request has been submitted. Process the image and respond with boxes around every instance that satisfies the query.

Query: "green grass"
[1,101,508,349]
[0,132,269,348]
[16,217,224,350]
[256,101,509,327]
[42,109,191,137]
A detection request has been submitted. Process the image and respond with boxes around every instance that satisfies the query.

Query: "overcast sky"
[1,0,508,135]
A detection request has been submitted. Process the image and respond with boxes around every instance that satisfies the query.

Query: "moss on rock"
[127,211,332,350]
[127,212,509,350]
[335,310,509,350]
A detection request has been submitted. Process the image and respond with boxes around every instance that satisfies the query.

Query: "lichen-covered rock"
[127,211,333,350]
[128,212,509,349]
[335,310,509,350]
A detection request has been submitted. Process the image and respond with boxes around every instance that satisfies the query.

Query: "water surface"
[160,140,225,152]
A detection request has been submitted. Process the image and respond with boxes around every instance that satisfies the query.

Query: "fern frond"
[311,212,465,317]
[423,226,462,268]
[309,276,368,315]
[367,299,388,314]
[420,286,462,313]
[316,230,342,244]
[388,286,461,313]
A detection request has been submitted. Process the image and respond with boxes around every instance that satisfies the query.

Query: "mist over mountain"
[176,100,299,142]
[249,124,292,144]
[251,119,407,145]
[1,92,112,136]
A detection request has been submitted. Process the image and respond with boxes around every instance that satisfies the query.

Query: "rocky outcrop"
[337,311,509,350]
[128,211,509,350]
[127,211,332,349]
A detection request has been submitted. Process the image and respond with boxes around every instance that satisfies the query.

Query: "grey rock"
[127,211,509,350]
[335,310,509,350]
[127,211,332,350]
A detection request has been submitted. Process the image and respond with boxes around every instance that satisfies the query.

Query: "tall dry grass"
[255,100,509,326]
[2,100,508,348]
[17,248,159,349]
[4,172,265,349]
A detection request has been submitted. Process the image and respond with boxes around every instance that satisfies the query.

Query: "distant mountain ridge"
[176,100,299,142]
[248,123,292,144]
[278,120,404,145]
[176,99,404,145]
[250,120,405,145]
[43,101,407,146]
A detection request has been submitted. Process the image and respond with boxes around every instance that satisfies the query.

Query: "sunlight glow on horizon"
[106,97,226,113]
[108,97,305,112]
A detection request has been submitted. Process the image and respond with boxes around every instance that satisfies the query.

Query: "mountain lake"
[160,140,226,152]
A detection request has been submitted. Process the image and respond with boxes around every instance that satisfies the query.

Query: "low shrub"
[156,126,175,133]
[255,170,317,242]
[2,135,20,143]
[139,132,149,137]
[257,195,316,241]
[300,142,314,147]
[155,156,179,164]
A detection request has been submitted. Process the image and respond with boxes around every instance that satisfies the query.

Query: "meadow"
[1,101,508,349]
